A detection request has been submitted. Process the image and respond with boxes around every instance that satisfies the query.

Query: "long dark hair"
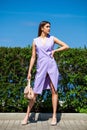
[38,21,51,36]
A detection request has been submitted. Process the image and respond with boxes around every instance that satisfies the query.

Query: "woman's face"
[41,23,51,35]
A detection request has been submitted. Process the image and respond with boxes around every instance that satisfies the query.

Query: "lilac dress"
[33,35,59,94]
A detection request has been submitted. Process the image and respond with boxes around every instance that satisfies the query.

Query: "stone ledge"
[0,113,87,120]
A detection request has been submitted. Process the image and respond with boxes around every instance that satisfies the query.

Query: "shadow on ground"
[29,112,62,123]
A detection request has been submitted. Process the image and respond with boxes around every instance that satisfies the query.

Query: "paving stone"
[0,113,87,130]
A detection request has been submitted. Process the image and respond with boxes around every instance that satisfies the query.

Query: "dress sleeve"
[51,36,55,44]
[33,38,38,46]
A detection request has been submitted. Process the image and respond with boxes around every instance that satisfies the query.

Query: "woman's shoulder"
[33,37,40,42]
[32,37,38,43]
[32,37,40,46]
[33,37,38,41]
[47,35,54,42]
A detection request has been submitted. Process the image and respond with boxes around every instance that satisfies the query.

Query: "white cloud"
[0,11,87,18]
[0,39,14,43]
[22,21,38,26]
[50,14,87,18]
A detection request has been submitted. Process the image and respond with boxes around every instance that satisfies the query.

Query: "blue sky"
[0,0,87,48]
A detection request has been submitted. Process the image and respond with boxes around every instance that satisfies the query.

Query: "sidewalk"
[0,113,87,130]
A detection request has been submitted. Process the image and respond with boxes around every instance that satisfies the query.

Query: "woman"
[21,21,69,125]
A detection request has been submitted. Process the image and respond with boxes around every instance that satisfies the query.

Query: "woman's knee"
[50,82,56,94]
[52,90,58,95]
[33,93,38,101]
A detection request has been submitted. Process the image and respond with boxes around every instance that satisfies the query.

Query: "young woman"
[21,21,69,125]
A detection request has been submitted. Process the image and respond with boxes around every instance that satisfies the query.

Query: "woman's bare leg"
[22,94,38,123]
[50,81,58,125]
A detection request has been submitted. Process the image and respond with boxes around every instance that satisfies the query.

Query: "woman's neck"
[40,33,47,38]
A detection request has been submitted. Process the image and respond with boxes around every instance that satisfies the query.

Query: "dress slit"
[43,73,57,92]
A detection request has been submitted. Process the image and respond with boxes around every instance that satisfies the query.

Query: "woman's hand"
[51,50,55,58]
[27,73,31,80]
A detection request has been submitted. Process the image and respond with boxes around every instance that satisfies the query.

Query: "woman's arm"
[53,37,69,52]
[27,42,36,79]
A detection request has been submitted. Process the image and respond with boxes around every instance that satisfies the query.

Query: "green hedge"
[0,47,87,113]
[55,48,87,113]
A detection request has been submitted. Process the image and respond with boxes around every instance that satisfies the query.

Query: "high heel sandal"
[51,117,57,126]
[21,120,28,125]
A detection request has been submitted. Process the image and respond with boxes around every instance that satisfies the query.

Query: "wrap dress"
[33,35,59,94]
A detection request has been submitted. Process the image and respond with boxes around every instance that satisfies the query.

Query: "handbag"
[24,79,34,100]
